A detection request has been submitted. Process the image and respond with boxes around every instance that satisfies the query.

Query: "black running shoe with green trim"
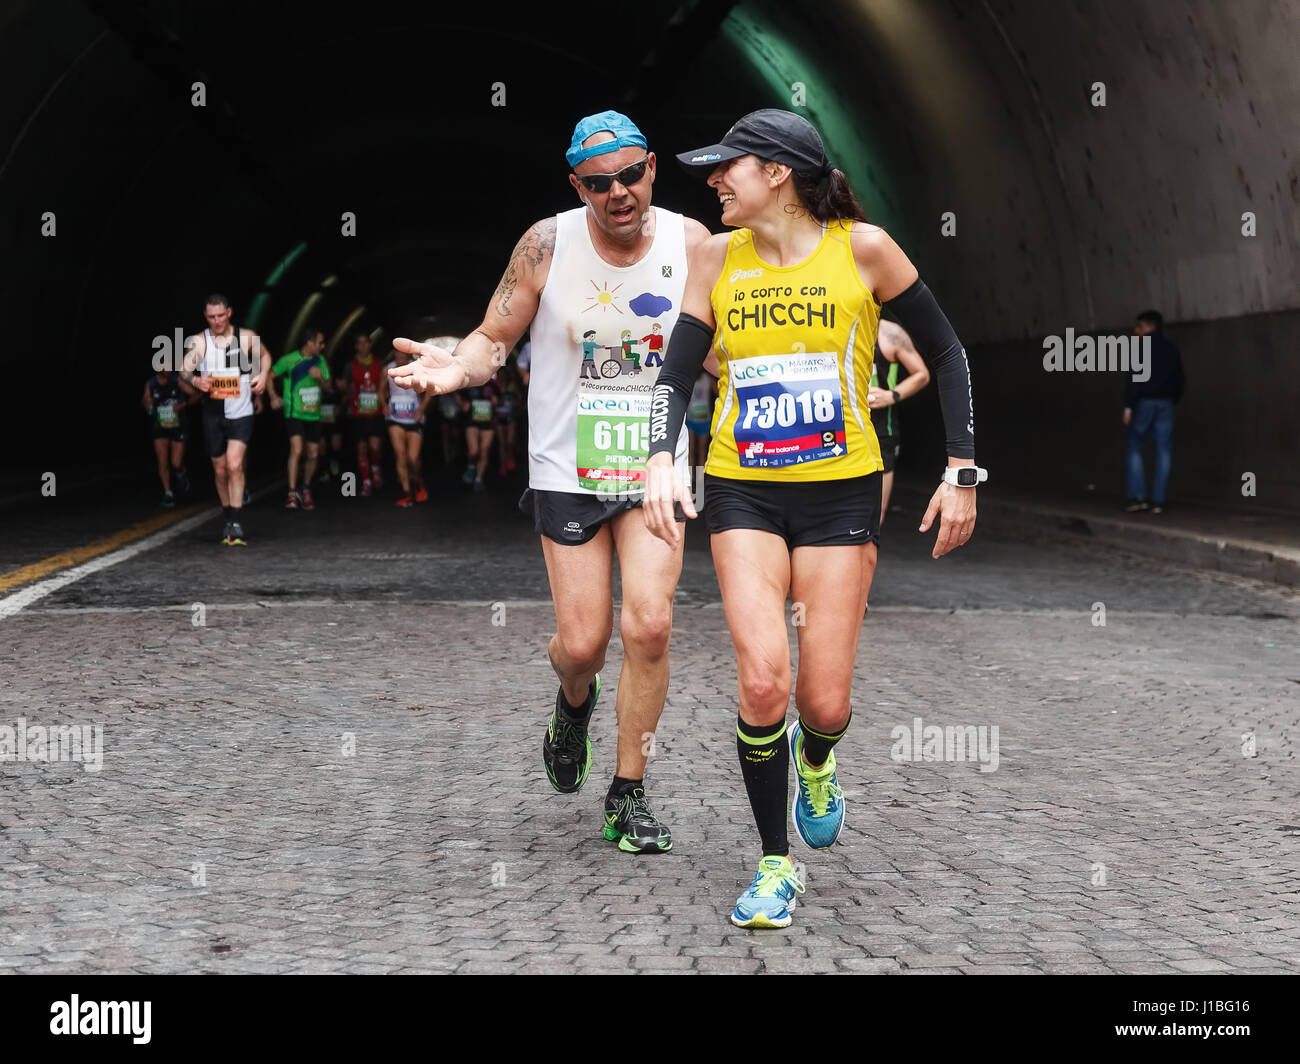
[226,521,247,546]
[542,674,600,793]
[603,787,672,854]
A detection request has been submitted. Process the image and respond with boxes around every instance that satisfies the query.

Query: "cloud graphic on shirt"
[629,293,673,318]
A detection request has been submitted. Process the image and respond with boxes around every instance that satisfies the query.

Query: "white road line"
[0,506,223,620]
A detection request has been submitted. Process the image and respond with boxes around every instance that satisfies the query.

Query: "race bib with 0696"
[210,373,241,400]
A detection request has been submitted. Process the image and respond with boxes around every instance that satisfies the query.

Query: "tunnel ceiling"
[2,0,1296,364]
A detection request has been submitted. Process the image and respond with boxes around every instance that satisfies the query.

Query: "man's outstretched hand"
[388,337,467,395]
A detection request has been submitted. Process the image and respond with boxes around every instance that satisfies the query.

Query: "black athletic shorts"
[286,418,322,443]
[152,426,186,443]
[202,407,254,458]
[387,420,424,435]
[349,416,385,443]
[704,472,882,548]
[877,433,900,474]
[519,488,685,545]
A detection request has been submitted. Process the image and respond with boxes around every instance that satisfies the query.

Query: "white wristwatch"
[941,466,987,488]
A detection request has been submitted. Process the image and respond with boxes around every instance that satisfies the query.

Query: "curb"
[898,489,1300,588]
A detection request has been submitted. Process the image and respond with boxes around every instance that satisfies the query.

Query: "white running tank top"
[200,327,254,419]
[387,373,420,424]
[528,206,690,495]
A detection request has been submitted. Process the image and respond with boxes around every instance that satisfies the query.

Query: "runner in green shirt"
[269,327,330,510]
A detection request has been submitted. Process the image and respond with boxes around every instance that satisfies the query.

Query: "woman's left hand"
[919,481,976,559]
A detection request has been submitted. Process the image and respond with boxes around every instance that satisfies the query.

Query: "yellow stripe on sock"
[737,721,788,746]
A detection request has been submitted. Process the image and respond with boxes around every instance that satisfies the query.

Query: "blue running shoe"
[790,720,845,849]
[730,856,805,929]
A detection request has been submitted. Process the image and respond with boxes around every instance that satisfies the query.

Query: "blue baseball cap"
[566,111,648,169]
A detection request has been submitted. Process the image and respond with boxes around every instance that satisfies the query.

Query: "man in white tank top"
[180,293,272,546]
[391,111,712,855]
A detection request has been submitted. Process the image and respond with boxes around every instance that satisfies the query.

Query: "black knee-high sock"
[799,711,852,768]
[737,715,789,857]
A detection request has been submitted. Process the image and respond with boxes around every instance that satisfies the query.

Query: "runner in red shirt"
[340,333,386,496]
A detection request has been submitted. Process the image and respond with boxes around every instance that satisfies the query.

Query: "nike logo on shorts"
[850,528,866,536]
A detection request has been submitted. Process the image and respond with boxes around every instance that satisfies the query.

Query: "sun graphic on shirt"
[583,279,624,314]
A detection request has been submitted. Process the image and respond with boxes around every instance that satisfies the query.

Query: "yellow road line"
[0,503,208,592]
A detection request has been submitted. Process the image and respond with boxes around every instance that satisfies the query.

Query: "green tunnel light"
[246,242,309,331]
[719,9,901,236]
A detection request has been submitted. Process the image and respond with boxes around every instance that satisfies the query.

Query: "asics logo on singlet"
[729,268,764,283]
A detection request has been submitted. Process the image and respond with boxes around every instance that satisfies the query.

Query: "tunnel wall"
[896,309,1300,514]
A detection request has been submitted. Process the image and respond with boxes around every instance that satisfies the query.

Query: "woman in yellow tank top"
[645,110,985,929]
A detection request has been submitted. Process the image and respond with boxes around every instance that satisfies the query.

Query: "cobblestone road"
[2,475,1297,973]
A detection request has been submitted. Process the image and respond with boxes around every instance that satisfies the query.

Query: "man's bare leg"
[541,527,613,710]
[225,440,248,508]
[212,455,230,507]
[608,507,684,780]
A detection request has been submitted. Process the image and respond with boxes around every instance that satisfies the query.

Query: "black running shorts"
[349,416,385,443]
[704,473,882,548]
[877,433,900,474]
[202,407,254,458]
[519,488,685,545]
[286,418,322,443]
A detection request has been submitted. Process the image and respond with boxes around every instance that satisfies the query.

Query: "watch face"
[957,468,978,487]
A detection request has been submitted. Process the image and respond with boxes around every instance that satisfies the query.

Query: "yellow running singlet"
[706,220,883,482]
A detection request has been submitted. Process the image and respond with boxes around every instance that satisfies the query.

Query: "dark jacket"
[1125,332,1185,407]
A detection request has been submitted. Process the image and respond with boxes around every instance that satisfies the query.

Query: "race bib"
[210,372,241,400]
[731,352,846,469]
[358,388,379,415]
[298,385,321,413]
[575,381,651,493]
[319,402,336,424]
[391,396,418,420]
[156,400,179,429]
[470,398,493,423]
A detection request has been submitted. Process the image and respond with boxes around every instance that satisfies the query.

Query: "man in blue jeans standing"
[1123,309,1185,515]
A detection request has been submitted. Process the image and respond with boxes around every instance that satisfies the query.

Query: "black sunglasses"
[576,157,650,193]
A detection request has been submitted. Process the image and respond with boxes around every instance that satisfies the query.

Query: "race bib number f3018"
[732,352,846,468]
[576,383,651,493]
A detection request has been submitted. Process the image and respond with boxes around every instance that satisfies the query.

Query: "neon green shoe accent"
[602,789,673,853]
[730,855,805,928]
[794,730,842,817]
[751,856,803,897]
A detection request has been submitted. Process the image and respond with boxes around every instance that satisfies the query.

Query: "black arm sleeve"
[648,312,713,458]
[884,278,975,459]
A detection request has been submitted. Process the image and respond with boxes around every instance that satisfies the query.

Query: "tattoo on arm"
[492,218,555,317]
